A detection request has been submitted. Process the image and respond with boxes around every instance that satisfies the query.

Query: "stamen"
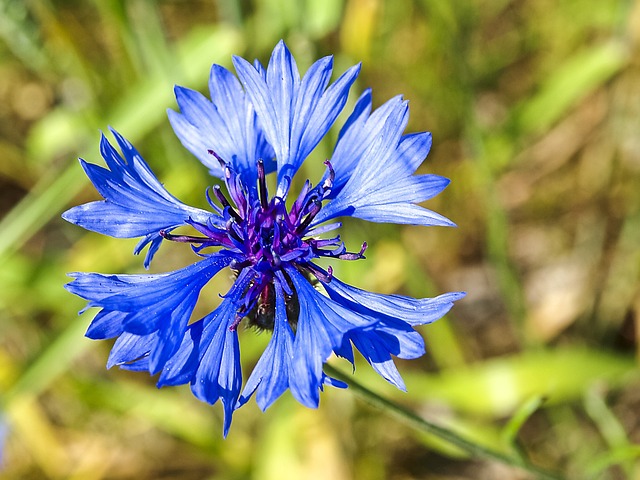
[230,258,253,271]
[229,312,244,331]
[205,187,223,214]
[213,185,243,223]
[305,263,333,283]
[224,166,248,217]
[337,241,367,260]
[296,200,322,234]
[322,160,335,192]
[159,230,209,244]
[213,184,231,208]
[226,219,245,244]
[208,149,225,167]
[290,180,311,219]
[257,159,269,209]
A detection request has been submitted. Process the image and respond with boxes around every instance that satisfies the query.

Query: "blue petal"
[233,40,360,196]
[189,296,244,437]
[119,358,150,372]
[208,65,276,178]
[321,373,348,390]
[294,60,361,184]
[238,281,294,411]
[346,203,455,226]
[168,67,275,187]
[157,273,253,436]
[349,330,407,390]
[322,270,465,390]
[364,174,450,205]
[85,310,126,339]
[62,129,216,266]
[315,96,454,227]
[355,319,425,360]
[67,253,233,373]
[107,332,156,369]
[286,267,372,408]
[326,91,396,194]
[322,275,466,327]
[317,274,465,389]
[345,318,427,391]
[157,320,204,387]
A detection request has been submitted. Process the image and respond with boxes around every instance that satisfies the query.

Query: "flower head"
[63,40,464,436]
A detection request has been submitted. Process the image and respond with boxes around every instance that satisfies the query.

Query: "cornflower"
[64,41,464,435]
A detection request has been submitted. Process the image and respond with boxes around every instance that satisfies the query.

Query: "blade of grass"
[324,364,565,480]
[584,386,635,478]
[0,26,242,266]
[514,41,628,137]
[501,395,546,460]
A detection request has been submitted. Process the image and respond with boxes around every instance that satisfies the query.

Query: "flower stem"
[323,364,564,480]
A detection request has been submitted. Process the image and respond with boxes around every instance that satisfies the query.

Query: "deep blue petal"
[218,328,242,438]
[238,281,294,411]
[85,310,126,340]
[162,272,253,436]
[286,267,372,408]
[322,275,465,327]
[188,295,244,437]
[61,130,215,266]
[321,373,348,390]
[107,332,156,369]
[68,253,233,373]
[349,330,407,391]
[315,274,465,389]
[118,357,150,371]
[233,40,360,196]
[134,233,165,270]
[353,318,425,359]
[157,321,204,387]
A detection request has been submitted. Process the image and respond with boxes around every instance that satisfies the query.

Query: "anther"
[296,200,322,234]
[208,149,226,167]
[213,185,243,223]
[257,159,269,209]
[322,160,335,192]
[226,219,244,244]
[306,264,333,283]
[159,230,209,244]
[229,312,244,331]
[336,242,368,261]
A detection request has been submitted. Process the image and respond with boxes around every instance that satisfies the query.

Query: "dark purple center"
[161,152,366,330]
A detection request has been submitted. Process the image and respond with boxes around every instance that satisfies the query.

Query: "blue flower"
[64,40,465,436]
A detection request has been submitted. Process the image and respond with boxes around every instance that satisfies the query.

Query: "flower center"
[161,152,367,331]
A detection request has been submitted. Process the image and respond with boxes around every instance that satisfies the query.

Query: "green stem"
[324,364,564,480]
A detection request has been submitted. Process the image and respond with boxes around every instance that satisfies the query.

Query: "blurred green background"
[1,0,640,478]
